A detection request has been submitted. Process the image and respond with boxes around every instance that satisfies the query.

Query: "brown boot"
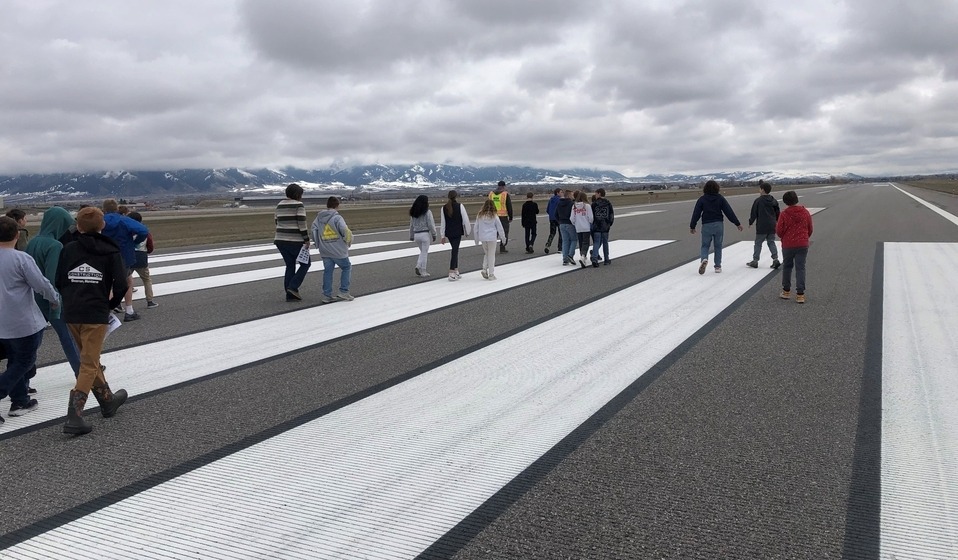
[63,390,93,435]
[91,379,128,418]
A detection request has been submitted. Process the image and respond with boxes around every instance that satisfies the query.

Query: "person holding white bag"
[273,183,311,301]
[473,199,506,280]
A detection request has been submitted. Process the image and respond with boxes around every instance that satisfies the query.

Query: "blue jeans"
[559,224,577,261]
[50,315,81,375]
[753,232,779,261]
[322,257,351,297]
[275,241,311,293]
[700,221,725,266]
[0,329,44,405]
[591,231,610,263]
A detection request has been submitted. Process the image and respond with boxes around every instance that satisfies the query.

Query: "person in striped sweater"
[274,183,311,301]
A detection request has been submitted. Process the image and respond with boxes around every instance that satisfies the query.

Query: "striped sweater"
[274,199,309,243]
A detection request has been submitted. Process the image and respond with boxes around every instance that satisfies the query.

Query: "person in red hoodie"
[776,191,813,304]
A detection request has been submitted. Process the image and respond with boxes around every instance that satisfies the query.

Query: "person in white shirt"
[473,200,506,280]
[571,191,594,268]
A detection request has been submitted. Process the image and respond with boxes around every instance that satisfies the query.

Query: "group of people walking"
[690,179,814,303]
[1,178,814,432]
[276,180,619,290]
[1,197,159,434]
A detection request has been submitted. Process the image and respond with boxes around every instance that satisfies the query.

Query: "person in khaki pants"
[55,207,129,435]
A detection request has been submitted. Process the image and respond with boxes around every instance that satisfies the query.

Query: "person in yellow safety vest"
[488,180,513,253]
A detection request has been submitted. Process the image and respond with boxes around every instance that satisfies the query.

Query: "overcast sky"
[1,0,956,177]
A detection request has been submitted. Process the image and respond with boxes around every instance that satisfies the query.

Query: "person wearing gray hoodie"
[311,197,354,304]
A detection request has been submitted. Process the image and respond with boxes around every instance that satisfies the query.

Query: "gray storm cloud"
[0,0,955,176]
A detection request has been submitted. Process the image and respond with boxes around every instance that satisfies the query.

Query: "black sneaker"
[591,260,599,268]
[544,246,550,254]
[604,260,612,265]
[746,260,758,268]
[9,399,39,417]
[27,387,37,395]
[146,300,159,309]
[771,260,781,269]
[124,312,140,322]
[113,306,123,313]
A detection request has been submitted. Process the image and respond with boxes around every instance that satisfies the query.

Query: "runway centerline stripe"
[148,240,407,276]
[881,242,958,559]
[0,241,774,559]
[892,183,958,227]
[0,239,672,437]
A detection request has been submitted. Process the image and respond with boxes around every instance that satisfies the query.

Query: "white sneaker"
[448,273,458,281]
[420,271,431,277]
[480,269,489,279]
[334,292,355,301]
[488,274,497,281]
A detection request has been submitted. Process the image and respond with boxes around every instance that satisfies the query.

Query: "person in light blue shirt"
[0,216,61,424]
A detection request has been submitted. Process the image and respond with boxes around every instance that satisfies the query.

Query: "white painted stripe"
[149,243,274,263]
[893,184,958,227]
[0,239,672,436]
[614,210,664,218]
[881,242,958,559]
[133,241,480,300]
[148,241,407,276]
[1,241,773,559]
[148,230,413,264]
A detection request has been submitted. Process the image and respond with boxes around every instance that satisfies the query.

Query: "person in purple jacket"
[689,180,743,274]
[101,199,148,321]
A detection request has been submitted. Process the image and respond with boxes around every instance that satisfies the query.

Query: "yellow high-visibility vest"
[489,191,508,217]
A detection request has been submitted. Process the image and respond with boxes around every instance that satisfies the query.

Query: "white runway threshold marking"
[0,240,671,437]
[134,240,481,300]
[148,240,407,277]
[1,242,776,560]
[881,242,958,559]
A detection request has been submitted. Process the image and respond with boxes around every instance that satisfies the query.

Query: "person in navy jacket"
[689,180,743,274]
[101,199,148,321]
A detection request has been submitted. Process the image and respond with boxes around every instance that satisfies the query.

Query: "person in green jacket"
[25,207,82,389]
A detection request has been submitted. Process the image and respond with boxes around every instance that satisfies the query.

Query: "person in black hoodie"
[556,190,576,265]
[590,188,615,267]
[747,180,781,269]
[689,180,743,274]
[55,207,129,435]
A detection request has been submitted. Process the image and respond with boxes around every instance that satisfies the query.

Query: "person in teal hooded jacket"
[25,207,82,381]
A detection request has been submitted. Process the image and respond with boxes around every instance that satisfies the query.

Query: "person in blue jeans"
[555,190,577,265]
[689,180,743,274]
[24,207,82,393]
[274,183,312,301]
[311,197,354,304]
[590,188,615,266]
[0,216,61,424]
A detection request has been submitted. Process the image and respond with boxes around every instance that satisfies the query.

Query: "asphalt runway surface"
[1,183,956,559]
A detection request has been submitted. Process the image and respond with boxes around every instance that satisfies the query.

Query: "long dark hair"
[409,195,429,218]
[443,190,458,217]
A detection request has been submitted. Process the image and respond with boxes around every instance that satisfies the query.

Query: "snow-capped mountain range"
[0,164,863,200]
